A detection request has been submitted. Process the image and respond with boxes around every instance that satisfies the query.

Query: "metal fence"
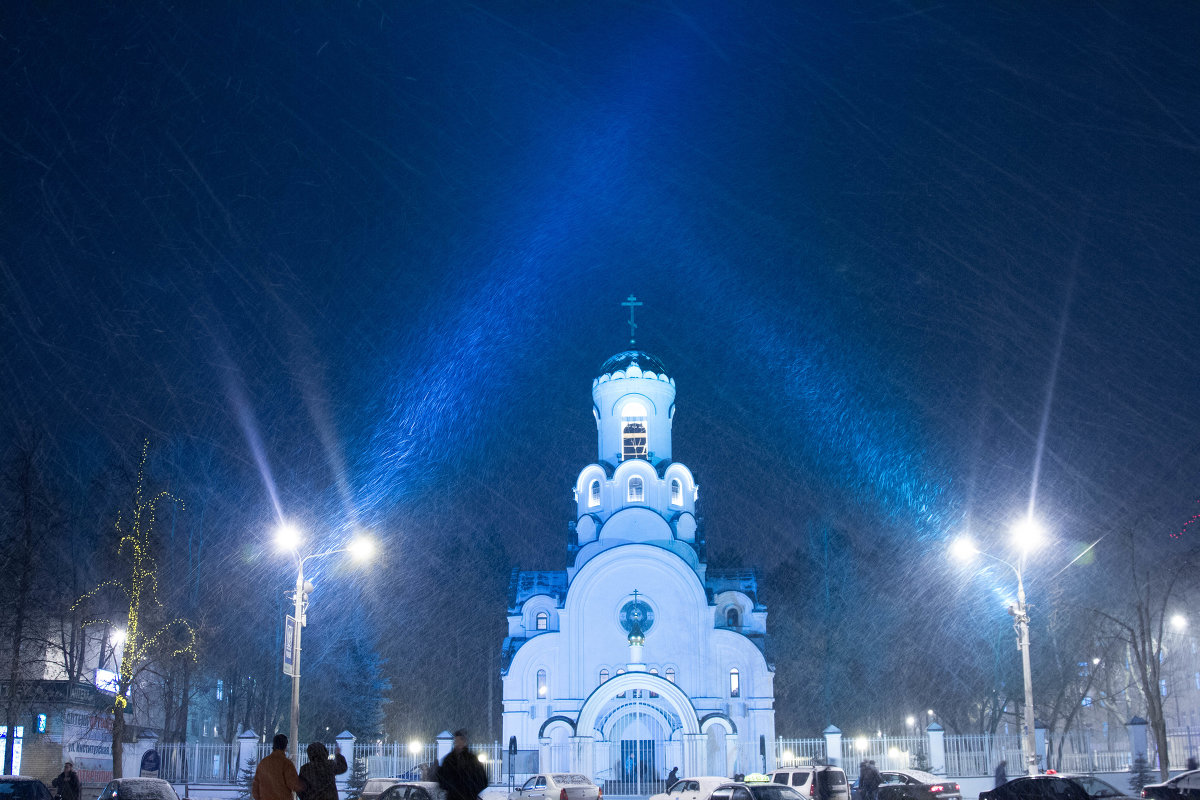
[943,734,1024,778]
[351,741,441,781]
[158,742,241,784]
[775,738,827,766]
[153,727,1200,788]
[843,735,931,773]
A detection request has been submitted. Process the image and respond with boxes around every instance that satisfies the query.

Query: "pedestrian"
[438,730,488,800]
[299,742,348,800]
[667,767,679,790]
[253,734,305,800]
[862,762,881,800]
[52,762,81,800]
[994,760,1007,788]
[1187,756,1198,771]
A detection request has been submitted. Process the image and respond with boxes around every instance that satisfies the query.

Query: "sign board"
[502,750,538,775]
[63,708,114,785]
[140,748,160,777]
[94,668,119,694]
[283,615,298,676]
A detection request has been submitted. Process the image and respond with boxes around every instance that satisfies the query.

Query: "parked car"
[363,778,406,800]
[1142,770,1200,800]
[980,774,1137,800]
[873,769,961,800]
[769,767,851,800]
[97,778,180,800]
[379,782,445,800]
[650,777,729,800]
[509,774,601,800]
[710,782,807,800]
[0,777,54,800]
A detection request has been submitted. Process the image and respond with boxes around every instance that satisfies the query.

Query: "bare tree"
[1092,530,1198,780]
[1,437,58,773]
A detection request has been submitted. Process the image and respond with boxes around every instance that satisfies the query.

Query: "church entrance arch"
[576,671,701,790]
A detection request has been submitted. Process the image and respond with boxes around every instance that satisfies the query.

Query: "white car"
[509,774,601,800]
[650,777,730,800]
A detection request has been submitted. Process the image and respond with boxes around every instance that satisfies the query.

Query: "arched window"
[589,480,601,507]
[649,668,659,698]
[670,478,682,505]
[622,402,648,461]
[537,669,548,698]
[535,611,549,631]
[726,608,740,628]
[628,476,644,502]
[729,668,740,698]
[599,668,610,685]
[665,667,676,683]
[616,668,627,698]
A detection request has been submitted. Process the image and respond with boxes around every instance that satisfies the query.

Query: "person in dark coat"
[438,731,488,800]
[994,760,1007,788]
[861,761,882,800]
[52,762,81,800]
[666,767,680,790]
[298,742,348,800]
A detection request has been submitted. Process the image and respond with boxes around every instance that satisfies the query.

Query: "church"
[500,347,776,786]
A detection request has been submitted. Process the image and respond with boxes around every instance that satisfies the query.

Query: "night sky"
[3,1,1199,738]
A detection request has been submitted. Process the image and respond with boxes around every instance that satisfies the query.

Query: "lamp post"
[952,516,1045,777]
[276,523,375,765]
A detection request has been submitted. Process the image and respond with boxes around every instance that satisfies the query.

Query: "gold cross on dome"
[621,295,643,346]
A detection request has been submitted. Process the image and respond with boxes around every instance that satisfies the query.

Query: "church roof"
[598,350,670,378]
[507,568,568,612]
[705,567,766,611]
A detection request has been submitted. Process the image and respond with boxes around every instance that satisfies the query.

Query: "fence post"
[1127,717,1149,764]
[437,731,454,764]
[824,726,843,768]
[126,731,157,778]
[238,730,259,782]
[335,731,356,795]
[926,724,945,775]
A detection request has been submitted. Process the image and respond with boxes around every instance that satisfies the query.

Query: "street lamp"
[276,522,375,764]
[952,516,1046,777]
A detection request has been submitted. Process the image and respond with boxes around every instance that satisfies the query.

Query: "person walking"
[299,742,347,800]
[994,760,1007,788]
[666,767,680,791]
[52,762,81,800]
[253,734,305,800]
[438,730,488,800]
[861,761,881,800]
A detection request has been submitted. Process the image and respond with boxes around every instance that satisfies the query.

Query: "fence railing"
[943,733,1024,778]
[776,738,827,765]
[158,742,240,784]
[151,726,1200,788]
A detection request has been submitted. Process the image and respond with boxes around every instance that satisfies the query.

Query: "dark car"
[981,774,1136,800]
[97,778,181,800]
[875,769,962,800]
[0,777,54,800]
[711,782,807,800]
[1141,771,1200,800]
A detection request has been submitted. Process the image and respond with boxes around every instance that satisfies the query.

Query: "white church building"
[501,350,776,784]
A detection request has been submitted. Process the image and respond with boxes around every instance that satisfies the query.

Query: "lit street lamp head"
[275,522,302,552]
[950,537,978,562]
[1170,613,1188,632]
[1010,516,1045,552]
[348,535,375,562]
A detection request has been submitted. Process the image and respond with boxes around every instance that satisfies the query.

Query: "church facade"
[501,350,775,785]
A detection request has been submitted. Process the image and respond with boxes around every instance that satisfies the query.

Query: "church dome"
[598,350,670,380]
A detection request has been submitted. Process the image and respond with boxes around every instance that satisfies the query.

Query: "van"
[769,768,850,800]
